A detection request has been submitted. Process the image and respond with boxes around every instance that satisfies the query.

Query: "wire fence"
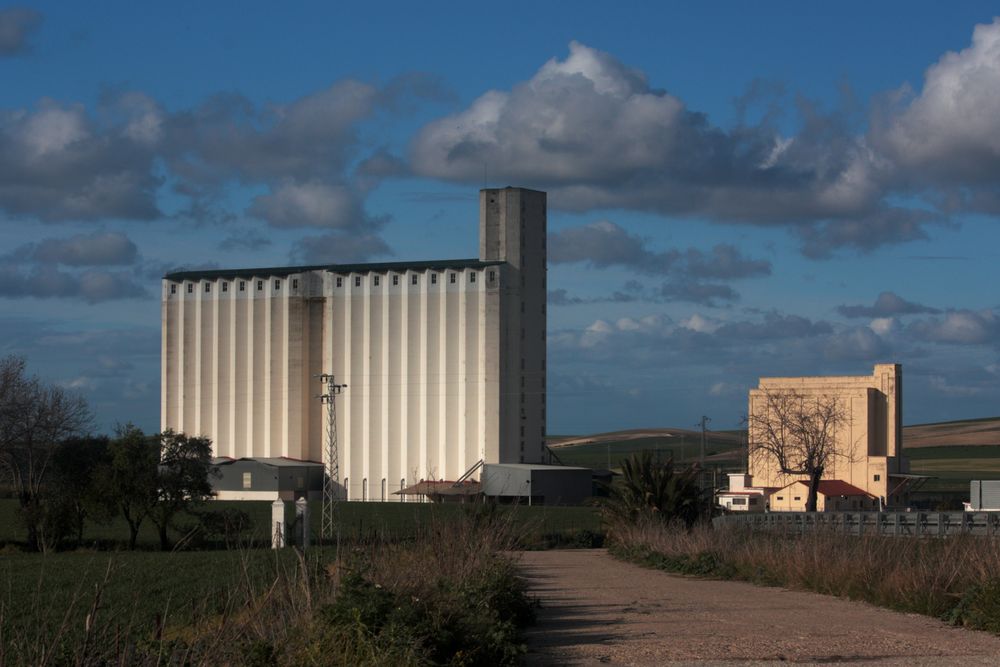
[713,511,1000,537]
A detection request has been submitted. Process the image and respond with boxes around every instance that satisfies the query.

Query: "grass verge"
[609,520,1000,634]
[1,508,535,665]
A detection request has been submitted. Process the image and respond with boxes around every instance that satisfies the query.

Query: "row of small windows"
[334,270,492,289]
[171,278,299,295]
[170,270,496,295]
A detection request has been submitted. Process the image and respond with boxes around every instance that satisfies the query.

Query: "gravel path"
[519,549,1000,666]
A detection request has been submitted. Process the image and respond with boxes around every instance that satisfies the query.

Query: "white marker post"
[271,499,287,549]
[295,497,310,549]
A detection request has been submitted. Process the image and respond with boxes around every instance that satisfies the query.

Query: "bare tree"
[747,389,849,512]
[0,355,91,550]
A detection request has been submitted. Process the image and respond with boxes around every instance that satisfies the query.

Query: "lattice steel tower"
[317,374,347,540]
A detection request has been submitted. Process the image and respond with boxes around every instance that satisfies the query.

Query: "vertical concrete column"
[271,500,287,549]
[295,497,309,549]
[160,285,169,433]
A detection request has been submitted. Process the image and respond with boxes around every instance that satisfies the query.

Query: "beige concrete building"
[769,480,878,512]
[741,364,914,509]
[161,187,547,500]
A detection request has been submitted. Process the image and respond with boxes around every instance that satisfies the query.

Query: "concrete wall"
[480,188,547,465]
[162,188,547,500]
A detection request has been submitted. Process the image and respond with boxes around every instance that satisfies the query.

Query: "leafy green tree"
[48,435,112,546]
[603,450,709,527]
[148,430,216,550]
[0,355,91,551]
[104,424,159,550]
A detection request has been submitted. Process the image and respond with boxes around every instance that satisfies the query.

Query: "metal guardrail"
[713,511,1000,537]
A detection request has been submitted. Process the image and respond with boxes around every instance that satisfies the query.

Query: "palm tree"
[602,450,709,527]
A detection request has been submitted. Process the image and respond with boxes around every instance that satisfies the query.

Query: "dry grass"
[611,519,1000,629]
[0,507,534,666]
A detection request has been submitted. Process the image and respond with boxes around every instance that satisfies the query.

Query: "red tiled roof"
[785,479,873,497]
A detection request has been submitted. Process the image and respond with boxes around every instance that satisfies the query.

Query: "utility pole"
[698,415,711,489]
[317,373,347,541]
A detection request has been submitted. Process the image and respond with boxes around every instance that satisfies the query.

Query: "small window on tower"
[222,282,228,293]
[336,277,342,287]
[392,275,399,286]
[187,283,193,294]
[355,276,361,287]
[489,270,496,282]
[274,280,280,290]
[257,280,263,291]
[373,275,380,287]
[874,474,881,482]
[239,281,246,291]
[411,274,418,285]
[170,284,177,294]
[204,283,211,293]
[292,279,299,289]
[431,273,437,284]
[450,273,456,284]
[470,272,476,283]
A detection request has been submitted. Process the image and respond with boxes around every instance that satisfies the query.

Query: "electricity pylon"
[317,373,347,541]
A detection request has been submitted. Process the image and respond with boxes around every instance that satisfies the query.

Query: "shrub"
[610,520,1000,635]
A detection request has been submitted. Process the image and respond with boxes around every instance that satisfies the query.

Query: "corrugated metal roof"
[210,456,322,468]
[783,479,873,497]
[165,258,504,281]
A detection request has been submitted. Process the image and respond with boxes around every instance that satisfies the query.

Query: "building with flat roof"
[162,187,546,500]
[738,363,915,510]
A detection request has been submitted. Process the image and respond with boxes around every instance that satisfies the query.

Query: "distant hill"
[903,417,1000,448]
[548,416,1000,463]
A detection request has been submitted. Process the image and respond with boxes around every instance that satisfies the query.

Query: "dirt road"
[519,549,1000,666]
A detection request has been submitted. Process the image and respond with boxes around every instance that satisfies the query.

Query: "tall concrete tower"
[480,187,547,463]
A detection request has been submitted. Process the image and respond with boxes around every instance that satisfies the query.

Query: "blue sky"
[2,2,999,435]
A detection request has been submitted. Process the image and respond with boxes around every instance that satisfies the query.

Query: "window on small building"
[222,282,228,292]
[793,496,801,501]
[776,496,784,501]
[336,277,343,288]
[874,474,881,481]
[431,273,437,284]
[292,279,298,289]
[449,273,456,284]
[393,275,399,286]
[205,283,210,293]
[242,472,252,489]
[411,274,418,285]
[355,276,361,287]
[373,275,380,287]
[239,281,246,291]
[470,272,476,283]
[170,284,177,294]
[274,280,280,290]
[187,283,193,294]
[257,280,263,291]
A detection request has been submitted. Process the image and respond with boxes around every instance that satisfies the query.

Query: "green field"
[906,445,1000,495]
[0,546,323,655]
[0,500,602,659]
[0,498,601,551]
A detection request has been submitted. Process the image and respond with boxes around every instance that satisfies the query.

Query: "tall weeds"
[2,506,535,666]
[610,519,1000,632]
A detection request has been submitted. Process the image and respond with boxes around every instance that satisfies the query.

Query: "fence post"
[272,500,287,549]
[296,497,310,549]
